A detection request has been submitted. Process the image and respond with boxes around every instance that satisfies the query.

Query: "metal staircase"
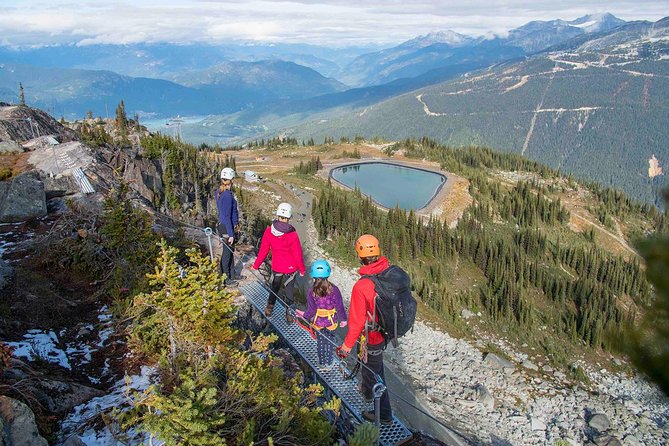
[239,280,413,446]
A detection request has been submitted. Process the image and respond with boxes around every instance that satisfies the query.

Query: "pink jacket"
[253,221,306,275]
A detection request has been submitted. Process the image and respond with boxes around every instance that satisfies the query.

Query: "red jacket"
[343,256,389,348]
[252,222,306,275]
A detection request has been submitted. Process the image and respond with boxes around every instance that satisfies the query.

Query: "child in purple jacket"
[302,260,347,369]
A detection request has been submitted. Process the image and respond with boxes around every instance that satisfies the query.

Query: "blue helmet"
[310,259,331,278]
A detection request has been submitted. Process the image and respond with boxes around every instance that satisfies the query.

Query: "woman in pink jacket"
[252,202,306,323]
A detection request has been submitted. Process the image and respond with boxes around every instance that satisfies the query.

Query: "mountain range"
[0,60,345,118]
[281,17,669,207]
[0,13,635,118]
[1,12,668,204]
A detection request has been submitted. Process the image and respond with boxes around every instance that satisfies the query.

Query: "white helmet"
[220,167,235,180]
[276,202,293,219]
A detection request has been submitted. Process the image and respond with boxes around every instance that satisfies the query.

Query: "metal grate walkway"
[72,167,95,194]
[239,280,413,446]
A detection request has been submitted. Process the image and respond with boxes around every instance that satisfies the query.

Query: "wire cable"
[158,213,460,436]
[158,213,376,377]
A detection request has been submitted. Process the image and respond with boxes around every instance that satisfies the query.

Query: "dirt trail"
[571,212,637,256]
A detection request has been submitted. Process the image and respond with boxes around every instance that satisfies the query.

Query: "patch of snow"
[58,365,157,446]
[7,329,71,369]
[0,240,15,256]
[571,20,597,29]
[96,305,114,347]
[8,305,116,372]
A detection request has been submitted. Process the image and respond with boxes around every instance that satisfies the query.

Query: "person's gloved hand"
[295,309,305,318]
[336,344,351,359]
[340,321,347,328]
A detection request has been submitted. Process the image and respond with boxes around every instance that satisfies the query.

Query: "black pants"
[361,342,392,420]
[217,225,234,279]
[269,272,296,308]
[316,329,336,365]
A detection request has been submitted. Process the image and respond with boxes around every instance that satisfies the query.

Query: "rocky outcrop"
[648,155,663,178]
[0,140,23,154]
[0,171,47,223]
[0,105,77,144]
[25,379,105,416]
[103,148,163,205]
[0,396,48,446]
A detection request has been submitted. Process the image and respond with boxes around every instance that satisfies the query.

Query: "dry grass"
[0,152,32,178]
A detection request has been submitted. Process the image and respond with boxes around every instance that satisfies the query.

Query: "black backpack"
[363,265,417,347]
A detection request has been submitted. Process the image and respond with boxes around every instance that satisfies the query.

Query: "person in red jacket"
[338,234,393,425]
[252,202,306,323]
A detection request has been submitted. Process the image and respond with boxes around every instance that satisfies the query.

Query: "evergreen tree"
[115,100,128,133]
[18,82,25,106]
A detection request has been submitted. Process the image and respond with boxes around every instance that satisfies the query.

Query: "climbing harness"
[314,307,339,330]
[158,218,455,442]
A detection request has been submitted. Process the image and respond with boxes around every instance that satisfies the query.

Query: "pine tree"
[18,82,25,106]
[115,100,128,133]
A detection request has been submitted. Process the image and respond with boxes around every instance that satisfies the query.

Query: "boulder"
[594,435,622,446]
[482,352,515,371]
[622,434,642,446]
[531,417,546,431]
[588,413,611,433]
[0,140,23,154]
[0,396,48,446]
[0,258,14,290]
[522,360,539,371]
[0,171,47,223]
[475,383,495,409]
[25,379,105,416]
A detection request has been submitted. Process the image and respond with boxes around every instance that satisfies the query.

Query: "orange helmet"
[355,234,380,258]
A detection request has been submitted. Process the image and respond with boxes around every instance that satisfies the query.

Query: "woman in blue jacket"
[216,167,239,286]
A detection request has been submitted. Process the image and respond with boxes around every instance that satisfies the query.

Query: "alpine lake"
[329,162,446,211]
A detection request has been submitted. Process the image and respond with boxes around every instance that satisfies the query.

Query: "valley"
[1,6,669,446]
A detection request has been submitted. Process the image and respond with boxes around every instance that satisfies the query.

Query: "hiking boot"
[285,308,294,324]
[264,303,274,317]
[224,279,239,287]
[358,383,373,403]
[318,362,337,373]
[233,274,247,281]
[362,410,392,425]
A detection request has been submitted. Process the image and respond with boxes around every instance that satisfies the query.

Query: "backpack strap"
[361,275,388,350]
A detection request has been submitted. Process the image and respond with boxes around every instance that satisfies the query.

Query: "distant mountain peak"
[568,12,626,33]
[401,30,472,48]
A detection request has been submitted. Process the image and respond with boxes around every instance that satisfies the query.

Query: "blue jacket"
[216,189,239,237]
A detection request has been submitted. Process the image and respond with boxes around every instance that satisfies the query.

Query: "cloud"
[0,0,666,47]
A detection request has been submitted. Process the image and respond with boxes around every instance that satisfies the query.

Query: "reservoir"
[330,162,446,210]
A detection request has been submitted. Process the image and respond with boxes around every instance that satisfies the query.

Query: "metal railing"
[239,280,413,446]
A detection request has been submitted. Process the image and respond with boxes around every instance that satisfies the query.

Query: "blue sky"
[0,1,667,47]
